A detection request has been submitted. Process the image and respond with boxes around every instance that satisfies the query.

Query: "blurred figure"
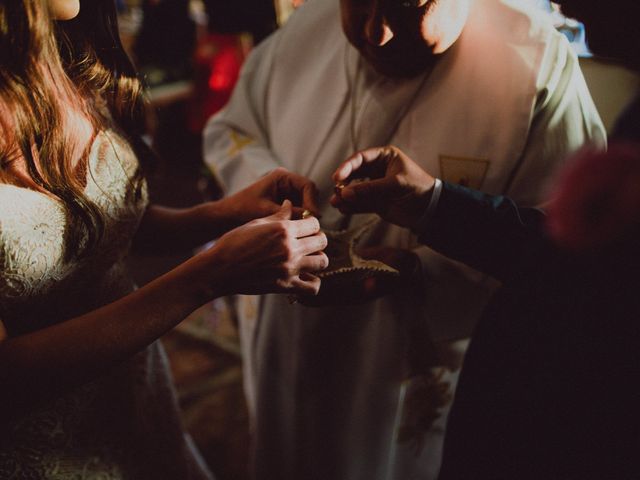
[203,0,605,478]
[187,0,278,133]
[134,0,196,86]
[274,0,305,24]
[187,33,250,133]
[204,0,277,45]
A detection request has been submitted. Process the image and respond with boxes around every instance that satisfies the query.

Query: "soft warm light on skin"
[341,0,472,77]
[363,0,471,53]
[422,0,471,55]
[48,0,80,20]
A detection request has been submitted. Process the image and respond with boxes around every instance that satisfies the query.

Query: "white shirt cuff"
[413,178,443,235]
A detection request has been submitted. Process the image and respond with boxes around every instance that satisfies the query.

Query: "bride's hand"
[218,167,321,228]
[202,200,328,296]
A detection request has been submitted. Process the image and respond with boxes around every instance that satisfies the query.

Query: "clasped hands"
[209,147,436,302]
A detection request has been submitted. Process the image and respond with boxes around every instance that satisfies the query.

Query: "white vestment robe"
[203,0,605,478]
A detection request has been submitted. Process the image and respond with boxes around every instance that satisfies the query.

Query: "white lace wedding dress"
[0,131,213,479]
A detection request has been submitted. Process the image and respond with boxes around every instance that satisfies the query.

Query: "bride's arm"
[133,168,320,255]
[133,201,247,254]
[0,203,327,418]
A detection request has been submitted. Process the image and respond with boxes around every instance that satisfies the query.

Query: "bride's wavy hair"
[0,0,153,259]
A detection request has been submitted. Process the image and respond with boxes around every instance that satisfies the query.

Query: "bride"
[0,0,327,478]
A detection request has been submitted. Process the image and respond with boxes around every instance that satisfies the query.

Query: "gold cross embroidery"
[228,130,254,157]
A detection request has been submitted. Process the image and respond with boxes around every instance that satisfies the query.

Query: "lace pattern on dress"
[0,131,212,479]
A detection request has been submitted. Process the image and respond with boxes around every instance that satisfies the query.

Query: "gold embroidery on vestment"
[439,155,490,189]
[228,130,254,157]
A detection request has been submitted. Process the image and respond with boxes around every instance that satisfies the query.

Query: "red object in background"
[187,33,250,133]
[546,142,640,252]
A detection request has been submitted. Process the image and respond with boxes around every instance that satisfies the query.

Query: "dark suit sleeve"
[416,182,546,282]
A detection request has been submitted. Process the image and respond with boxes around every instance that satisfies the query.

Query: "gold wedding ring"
[302,209,313,219]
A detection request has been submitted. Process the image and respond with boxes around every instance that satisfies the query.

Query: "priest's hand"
[330,146,435,230]
[219,167,320,228]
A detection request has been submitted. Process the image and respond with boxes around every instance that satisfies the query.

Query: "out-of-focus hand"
[205,200,328,296]
[330,146,436,230]
[219,167,320,227]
